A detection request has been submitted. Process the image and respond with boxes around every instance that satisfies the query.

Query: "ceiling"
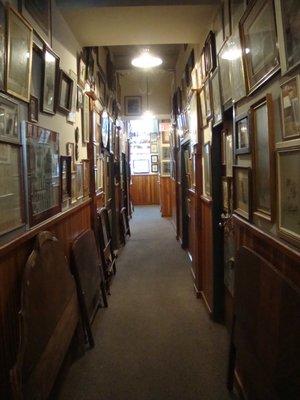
[108,44,182,71]
[57,0,219,7]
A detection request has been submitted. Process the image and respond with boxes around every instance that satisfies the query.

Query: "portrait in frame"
[211,68,222,127]
[77,52,86,88]
[280,75,300,139]
[233,165,251,220]
[0,94,19,144]
[42,46,59,115]
[151,163,158,173]
[125,96,142,116]
[28,95,39,123]
[235,114,250,155]
[204,31,216,76]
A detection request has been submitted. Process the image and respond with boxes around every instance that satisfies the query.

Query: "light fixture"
[131,48,163,69]
[142,75,155,119]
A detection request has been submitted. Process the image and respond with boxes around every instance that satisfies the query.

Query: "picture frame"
[204,79,212,119]
[222,176,232,213]
[82,159,90,198]
[133,159,149,174]
[218,41,232,109]
[6,6,33,103]
[92,110,101,144]
[42,46,59,115]
[214,5,224,55]
[124,96,142,116]
[223,0,231,40]
[18,0,52,46]
[101,111,109,149]
[221,129,227,166]
[211,68,222,127]
[161,131,170,144]
[150,132,158,142]
[71,172,77,204]
[225,131,233,177]
[66,142,76,173]
[28,95,39,123]
[60,155,71,208]
[202,141,212,199]
[0,2,6,90]
[151,163,158,173]
[229,29,247,102]
[280,75,300,140]
[204,30,216,76]
[77,85,83,110]
[161,146,170,160]
[76,163,83,200]
[200,88,207,128]
[77,52,86,88]
[235,113,250,155]
[161,161,170,177]
[276,145,300,248]
[150,143,158,153]
[233,165,251,220]
[67,70,77,124]
[82,93,90,143]
[151,155,158,163]
[251,94,275,222]
[0,94,19,144]
[57,70,73,114]
[240,0,280,93]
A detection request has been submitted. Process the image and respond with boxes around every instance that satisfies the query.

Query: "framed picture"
[57,70,73,114]
[0,142,25,238]
[240,0,280,93]
[82,159,90,198]
[161,146,170,160]
[151,143,158,153]
[233,165,251,220]
[6,7,33,102]
[0,2,6,90]
[82,93,90,143]
[276,146,300,248]
[101,111,109,149]
[77,52,86,88]
[66,142,76,173]
[214,6,224,55]
[222,176,232,213]
[200,88,207,128]
[125,96,142,116]
[24,123,60,226]
[204,31,216,76]
[97,69,106,106]
[60,155,71,208]
[71,172,77,204]
[251,94,275,222]
[28,95,38,123]
[235,114,250,155]
[92,110,101,143]
[42,46,59,115]
[151,155,158,163]
[151,163,158,173]
[218,41,232,109]
[76,163,83,200]
[280,75,300,140]
[225,131,233,177]
[202,141,211,199]
[161,161,170,176]
[133,159,149,174]
[229,29,247,102]
[211,68,222,127]
[0,94,19,144]
[204,79,212,119]
[150,132,158,141]
[67,70,77,124]
[19,0,52,45]
[161,131,170,144]
[275,0,300,73]
[77,86,83,110]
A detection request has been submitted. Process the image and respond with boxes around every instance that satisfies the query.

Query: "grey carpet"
[58,206,235,400]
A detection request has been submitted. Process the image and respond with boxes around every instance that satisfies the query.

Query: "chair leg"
[227,315,236,391]
[101,280,108,308]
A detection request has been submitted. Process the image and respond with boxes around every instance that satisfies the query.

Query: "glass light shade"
[132,49,163,69]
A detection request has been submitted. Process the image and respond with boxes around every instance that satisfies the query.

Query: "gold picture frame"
[280,75,300,140]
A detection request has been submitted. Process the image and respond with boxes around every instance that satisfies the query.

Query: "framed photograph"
[28,95,38,123]
[280,75,300,139]
[204,79,212,119]
[233,165,251,220]
[211,68,222,127]
[0,2,6,90]
[161,161,170,177]
[57,70,73,114]
[200,88,207,128]
[67,70,77,124]
[0,142,25,237]
[76,163,83,200]
[275,0,300,73]
[235,114,250,155]
[151,155,158,163]
[251,95,275,222]
[42,46,59,115]
[19,0,52,45]
[82,159,90,198]
[204,31,216,76]
[0,94,19,144]
[60,155,71,208]
[161,146,170,160]
[24,123,60,226]
[222,176,232,213]
[276,146,300,248]
[133,159,149,174]
[66,142,76,173]
[162,131,170,144]
[7,6,33,102]
[202,141,211,199]
[225,131,233,177]
[82,93,90,143]
[77,86,83,110]
[230,29,247,102]
[151,143,158,153]
[77,52,86,88]
[240,0,280,93]
[218,41,232,109]
[125,96,142,116]
[151,163,158,173]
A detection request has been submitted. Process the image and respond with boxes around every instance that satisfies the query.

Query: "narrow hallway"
[58,206,233,400]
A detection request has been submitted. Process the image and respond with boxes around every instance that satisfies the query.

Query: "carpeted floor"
[58,206,235,400]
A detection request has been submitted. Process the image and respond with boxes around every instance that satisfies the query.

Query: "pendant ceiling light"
[132,48,163,69]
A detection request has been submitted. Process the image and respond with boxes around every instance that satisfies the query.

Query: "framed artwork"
[204,31,216,76]
[214,6,224,55]
[211,69,222,127]
[276,146,300,248]
[222,176,232,213]
[200,88,207,128]
[77,53,86,88]
[24,123,60,226]
[28,95,38,123]
[19,0,52,45]
[280,75,300,139]
[161,161,170,177]
[67,70,77,124]
[162,131,170,144]
[0,143,25,237]
[0,2,6,90]
[125,96,142,116]
[42,46,59,115]
[82,159,90,198]
[229,29,247,102]
[82,93,90,143]
[151,143,158,153]
[66,142,76,173]
[218,41,232,109]
[275,0,300,73]
[92,110,101,144]
[251,95,275,222]
[203,141,212,199]
[101,111,109,149]
[225,131,233,177]
[240,0,280,93]
[223,0,231,39]
[57,70,73,114]
[151,155,158,163]
[235,114,250,155]
[71,172,76,204]
[221,129,227,166]
[150,132,158,141]
[76,163,83,200]
[161,146,170,160]
[98,69,106,106]
[77,86,83,110]
[60,155,71,208]
[204,79,212,119]
[151,163,158,173]
[233,165,251,220]
[0,94,19,144]
[133,159,149,174]
[6,7,33,102]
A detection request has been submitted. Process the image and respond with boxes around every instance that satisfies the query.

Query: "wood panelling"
[131,174,159,205]
[170,178,177,232]
[0,200,91,399]
[160,176,172,217]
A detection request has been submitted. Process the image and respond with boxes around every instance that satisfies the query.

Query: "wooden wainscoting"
[160,176,172,217]
[0,200,91,398]
[131,174,159,205]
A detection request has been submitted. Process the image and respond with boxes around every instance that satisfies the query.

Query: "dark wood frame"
[151,163,158,173]
[233,165,251,221]
[280,75,300,140]
[204,30,216,76]
[234,113,250,155]
[151,155,158,163]
[66,142,76,173]
[211,68,223,127]
[57,69,73,114]
[42,45,59,115]
[239,0,280,94]
[124,95,142,116]
[250,94,275,222]
[60,155,71,205]
[28,95,39,123]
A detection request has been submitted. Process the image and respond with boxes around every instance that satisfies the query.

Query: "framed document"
[235,114,250,155]
[42,46,59,114]
[280,75,300,140]
[233,165,251,220]
[0,94,19,144]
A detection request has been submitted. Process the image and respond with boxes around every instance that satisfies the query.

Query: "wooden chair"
[71,229,108,348]
[10,231,80,400]
[97,207,117,292]
[121,206,131,244]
